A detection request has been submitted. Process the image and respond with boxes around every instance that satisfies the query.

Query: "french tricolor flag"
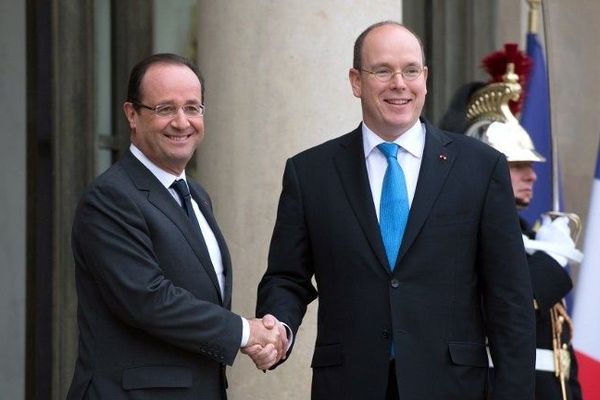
[573,139,600,399]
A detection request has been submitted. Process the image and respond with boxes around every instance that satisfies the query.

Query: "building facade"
[1,1,599,399]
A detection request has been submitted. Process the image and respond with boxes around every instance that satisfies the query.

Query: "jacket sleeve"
[528,251,573,313]
[256,158,318,359]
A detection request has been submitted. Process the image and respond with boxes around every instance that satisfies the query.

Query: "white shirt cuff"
[240,317,250,347]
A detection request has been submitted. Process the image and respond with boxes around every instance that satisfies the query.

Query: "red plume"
[481,43,533,115]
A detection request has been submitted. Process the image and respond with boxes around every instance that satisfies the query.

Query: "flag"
[573,140,600,399]
[520,32,555,225]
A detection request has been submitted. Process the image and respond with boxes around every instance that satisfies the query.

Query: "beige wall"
[544,0,600,236]
[195,2,402,399]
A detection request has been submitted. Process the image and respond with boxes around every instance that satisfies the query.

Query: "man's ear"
[349,68,362,98]
[123,102,137,130]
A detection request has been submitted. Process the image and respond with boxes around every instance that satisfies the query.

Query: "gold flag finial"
[528,0,542,34]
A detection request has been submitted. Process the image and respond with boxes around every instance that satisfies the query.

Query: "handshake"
[242,314,289,370]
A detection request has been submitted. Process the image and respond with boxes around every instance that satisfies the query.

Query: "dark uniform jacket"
[521,218,583,400]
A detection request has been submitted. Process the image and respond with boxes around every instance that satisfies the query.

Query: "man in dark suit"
[66,53,285,400]
[255,22,536,399]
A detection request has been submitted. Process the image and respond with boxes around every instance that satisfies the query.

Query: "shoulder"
[75,158,141,218]
[430,124,505,170]
[437,126,501,159]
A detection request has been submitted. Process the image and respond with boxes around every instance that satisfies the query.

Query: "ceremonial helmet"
[465,44,545,163]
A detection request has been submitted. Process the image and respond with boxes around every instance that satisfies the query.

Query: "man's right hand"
[243,314,288,369]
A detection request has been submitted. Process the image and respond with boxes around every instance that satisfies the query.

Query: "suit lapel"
[334,126,390,275]
[120,151,223,302]
[396,122,456,266]
[189,184,233,308]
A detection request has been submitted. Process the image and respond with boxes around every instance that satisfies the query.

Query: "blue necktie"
[378,143,409,271]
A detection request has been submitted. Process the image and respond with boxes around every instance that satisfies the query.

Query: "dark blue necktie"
[377,143,409,271]
[171,179,210,250]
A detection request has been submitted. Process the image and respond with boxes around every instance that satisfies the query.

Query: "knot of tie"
[378,142,399,160]
[171,179,193,217]
[172,179,191,199]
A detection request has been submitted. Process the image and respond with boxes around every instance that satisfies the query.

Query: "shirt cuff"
[281,322,294,352]
[240,317,250,347]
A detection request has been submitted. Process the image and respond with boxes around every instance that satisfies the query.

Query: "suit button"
[390,279,400,288]
[382,329,391,339]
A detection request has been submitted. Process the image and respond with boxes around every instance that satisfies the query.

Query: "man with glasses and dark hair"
[66,53,286,400]
[255,22,535,399]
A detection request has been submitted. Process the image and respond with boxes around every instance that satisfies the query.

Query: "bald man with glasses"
[255,22,535,400]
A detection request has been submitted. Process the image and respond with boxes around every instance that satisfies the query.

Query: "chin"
[515,198,530,210]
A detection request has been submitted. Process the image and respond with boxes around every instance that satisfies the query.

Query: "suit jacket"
[66,150,242,400]
[257,121,536,400]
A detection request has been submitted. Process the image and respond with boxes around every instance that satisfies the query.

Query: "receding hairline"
[353,21,426,70]
[137,61,203,101]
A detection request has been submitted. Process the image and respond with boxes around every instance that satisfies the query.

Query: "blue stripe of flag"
[595,139,600,180]
[520,32,556,224]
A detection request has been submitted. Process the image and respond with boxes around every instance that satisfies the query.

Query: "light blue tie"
[378,143,409,271]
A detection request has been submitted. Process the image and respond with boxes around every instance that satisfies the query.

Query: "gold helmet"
[466,53,545,163]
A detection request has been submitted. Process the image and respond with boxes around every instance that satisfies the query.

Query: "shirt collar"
[130,144,186,188]
[362,120,426,159]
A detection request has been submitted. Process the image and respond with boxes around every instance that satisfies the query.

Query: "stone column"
[195,2,402,399]
[543,0,600,230]
[0,0,26,398]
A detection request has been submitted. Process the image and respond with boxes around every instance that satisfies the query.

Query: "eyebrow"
[368,61,422,69]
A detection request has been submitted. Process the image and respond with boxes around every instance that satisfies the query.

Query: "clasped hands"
[242,314,288,370]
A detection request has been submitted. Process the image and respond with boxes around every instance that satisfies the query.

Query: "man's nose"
[389,72,407,88]
[170,108,191,128]
[525,166,537,182]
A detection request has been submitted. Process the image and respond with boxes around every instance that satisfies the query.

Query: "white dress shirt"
[362,120,426,220]
[130,145,250,346]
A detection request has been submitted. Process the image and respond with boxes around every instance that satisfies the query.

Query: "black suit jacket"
[67,150,242,400]
[257,121,536,400]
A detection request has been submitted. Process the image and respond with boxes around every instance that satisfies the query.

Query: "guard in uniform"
[440,45,584,400]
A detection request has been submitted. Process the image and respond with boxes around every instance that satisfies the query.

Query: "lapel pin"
[439,154,448,161]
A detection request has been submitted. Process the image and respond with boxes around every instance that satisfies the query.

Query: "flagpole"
[528,0,541,35]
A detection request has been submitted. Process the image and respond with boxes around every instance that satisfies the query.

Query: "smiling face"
[349,24,428,140]
[124,63,204,175]
[509,161,537,208]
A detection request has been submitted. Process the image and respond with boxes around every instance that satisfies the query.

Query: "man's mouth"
[165,133,192,142]
[385,98,411,105]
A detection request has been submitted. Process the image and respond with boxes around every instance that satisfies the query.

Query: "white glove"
[523,215,584,266]
[537,215,571,242]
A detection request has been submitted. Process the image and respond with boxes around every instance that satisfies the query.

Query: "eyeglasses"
[134,102,205,118]
[361,65,425,82]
